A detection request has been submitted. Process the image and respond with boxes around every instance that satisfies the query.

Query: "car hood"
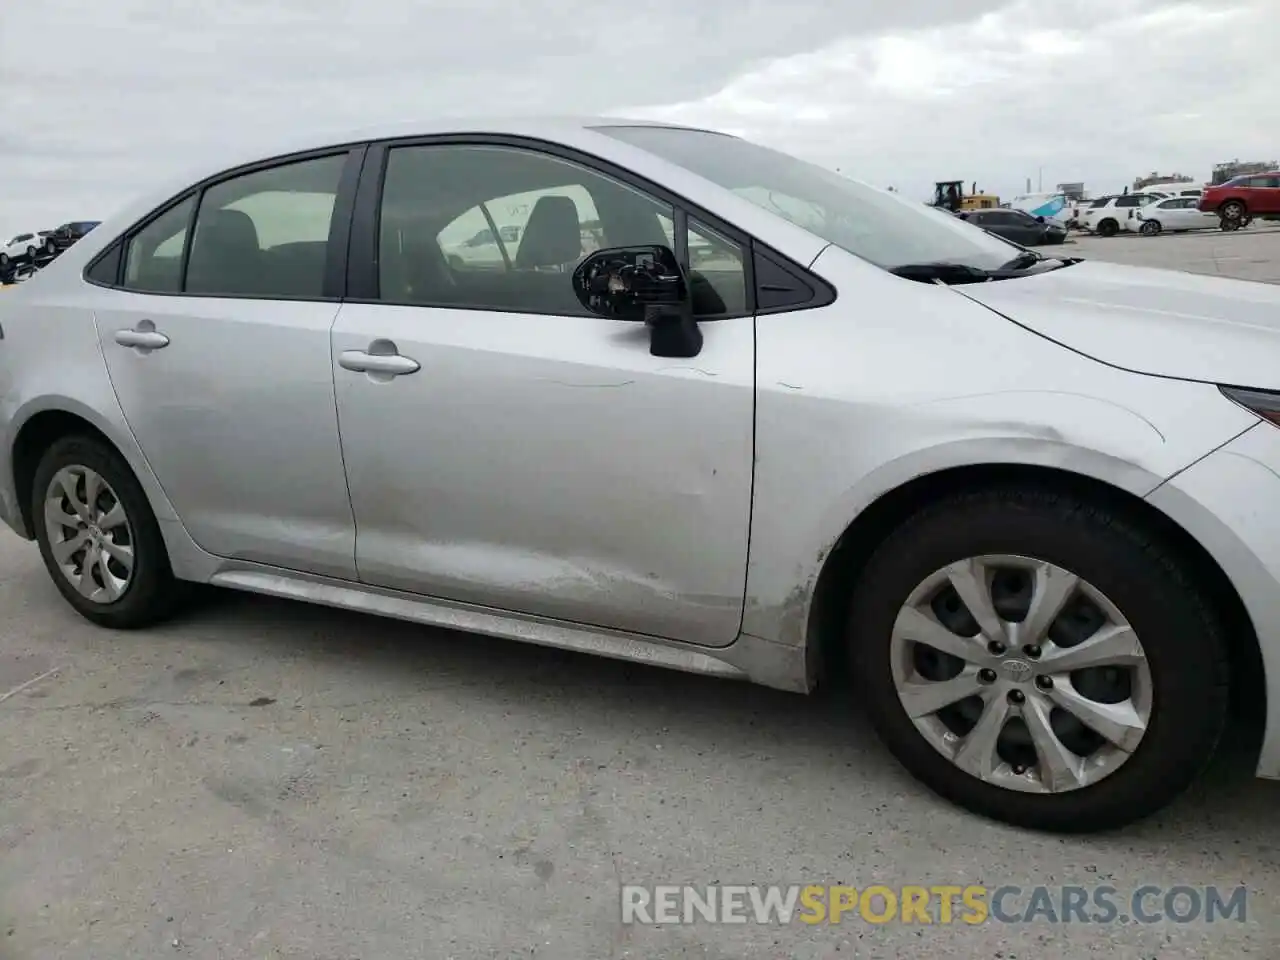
[957,259,1280,388]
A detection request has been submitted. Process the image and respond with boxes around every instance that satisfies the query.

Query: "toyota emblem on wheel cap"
[1000,659,1034,684]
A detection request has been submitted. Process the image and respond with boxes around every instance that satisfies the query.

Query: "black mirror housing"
[571,244,703,358]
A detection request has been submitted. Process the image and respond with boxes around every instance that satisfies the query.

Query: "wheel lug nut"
[1012,764,1027,776]
[1035,675,1053,691]
[1007,690,1025,705]
[978,668,997,684]
[987,640,1006,655]
[1023,644,1041,659]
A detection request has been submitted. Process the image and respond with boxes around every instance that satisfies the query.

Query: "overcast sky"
[1,0,1277,233]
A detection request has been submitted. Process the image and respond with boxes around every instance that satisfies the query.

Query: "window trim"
[346,133,835,319]
[83,143,368,302]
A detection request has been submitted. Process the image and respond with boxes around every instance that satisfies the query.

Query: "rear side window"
[185,153,345,299]
[1088,198,1111,208]
[1115,196,1141,208]
[123,196,196,293]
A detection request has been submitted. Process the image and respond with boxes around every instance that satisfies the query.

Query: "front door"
[331,140,756,646]
[93,151,360,579]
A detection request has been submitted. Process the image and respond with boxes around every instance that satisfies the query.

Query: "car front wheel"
[1139,220,1160,235]
[32,435,186,628]
[848,487,1229,833]
[1096,218,1119,237]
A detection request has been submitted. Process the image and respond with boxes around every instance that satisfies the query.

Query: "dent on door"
[329,303,757,647]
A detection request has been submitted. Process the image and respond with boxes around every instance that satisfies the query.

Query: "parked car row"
[0,220,100,283]
[1071,174,1280,238]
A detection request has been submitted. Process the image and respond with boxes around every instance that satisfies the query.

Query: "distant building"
[1212,159,1278,185]
[1134,171,1194,190]
[1056,182,1086,201]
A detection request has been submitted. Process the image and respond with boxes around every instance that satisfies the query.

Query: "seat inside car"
[186,208,265,296]
[514,195,582,270]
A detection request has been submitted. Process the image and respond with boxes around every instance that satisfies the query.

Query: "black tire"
[847,487,1229,834]
[25,246,36,260]
[1096,218,1119,237]
[32,435,186,629]
[1220,200,1247,223]
[1139,220,1160,236]
[0,253,8,268]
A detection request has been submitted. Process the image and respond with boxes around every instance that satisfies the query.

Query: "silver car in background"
[3,116,1280,833]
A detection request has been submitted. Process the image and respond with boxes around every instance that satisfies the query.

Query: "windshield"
[597,125,1019,272]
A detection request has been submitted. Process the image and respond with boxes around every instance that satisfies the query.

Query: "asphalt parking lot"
[3,229,1280,959]
[1065,222,1280,283]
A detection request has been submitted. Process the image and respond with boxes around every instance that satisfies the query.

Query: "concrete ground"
[1063,222,1280,283]
[4,229,1280,959]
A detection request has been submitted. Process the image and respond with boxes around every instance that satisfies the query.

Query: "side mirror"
[572,244,703,358]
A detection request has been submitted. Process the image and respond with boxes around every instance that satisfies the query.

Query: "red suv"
[1198,172,1280,228]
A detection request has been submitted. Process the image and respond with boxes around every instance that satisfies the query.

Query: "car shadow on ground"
[137,580,1279,848]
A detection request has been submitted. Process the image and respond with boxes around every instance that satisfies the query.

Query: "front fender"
[744,255,1259,651]
[742,430,1183,650]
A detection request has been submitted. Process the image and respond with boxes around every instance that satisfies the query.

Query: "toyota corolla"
[3,117,1280,833]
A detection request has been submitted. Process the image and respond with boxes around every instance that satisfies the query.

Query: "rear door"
[89,148,365,578]
[1251,176,1280,213]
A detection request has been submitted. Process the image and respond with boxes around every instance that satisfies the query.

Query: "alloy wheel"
[43,465,135,603]
[889,555,1151,794]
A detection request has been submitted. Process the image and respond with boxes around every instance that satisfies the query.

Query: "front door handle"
[338,349,420,376]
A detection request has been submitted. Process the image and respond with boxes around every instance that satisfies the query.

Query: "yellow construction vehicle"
[933,181,1000,212]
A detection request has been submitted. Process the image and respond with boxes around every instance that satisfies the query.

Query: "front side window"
[185,153,346,298]
[378,143,743,317]
[123,195,196,293]
[655,214,748,316]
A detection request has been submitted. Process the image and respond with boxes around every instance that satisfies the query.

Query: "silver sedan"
[3,116,1280,833]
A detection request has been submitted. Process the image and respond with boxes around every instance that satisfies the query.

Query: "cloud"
[0,0,1275,231]
[619,0,1278,199]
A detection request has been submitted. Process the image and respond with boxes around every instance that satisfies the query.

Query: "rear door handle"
[338,350,420,376]
[114,328,170,350]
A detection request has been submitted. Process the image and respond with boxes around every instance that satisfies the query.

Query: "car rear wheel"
[1096,218,1119,237]
[1139,221,1160,236]
[25,245,36,259]
[847,487,1229,833]
[33,435,186,629]
[1220,200,1247,223]
[0,254,8,268]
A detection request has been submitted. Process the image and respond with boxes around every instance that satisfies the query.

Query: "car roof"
[178,114,721,185]
[89,114,726,237]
